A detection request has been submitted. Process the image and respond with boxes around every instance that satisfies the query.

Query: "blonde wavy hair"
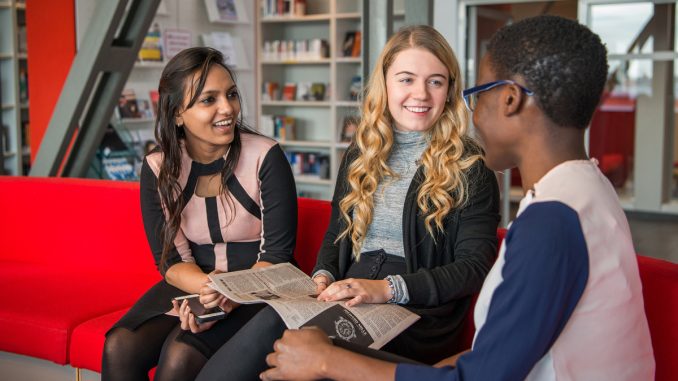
[337,25,482,258]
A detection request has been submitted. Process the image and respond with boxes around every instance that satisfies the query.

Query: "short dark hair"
[486,15,608,129]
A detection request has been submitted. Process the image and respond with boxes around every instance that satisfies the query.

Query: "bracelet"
[384,276,397,304]
[312,275,328,286]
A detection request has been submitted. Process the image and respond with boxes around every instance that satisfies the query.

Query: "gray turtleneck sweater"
[362,129,428,255]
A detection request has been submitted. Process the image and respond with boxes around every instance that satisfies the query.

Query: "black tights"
[102,315,208,381]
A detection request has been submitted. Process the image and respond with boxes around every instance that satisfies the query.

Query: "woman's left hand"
[317,278,391,307]
[172,298,217,334]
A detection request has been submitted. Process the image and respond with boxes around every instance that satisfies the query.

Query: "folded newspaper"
[208,263,420,349]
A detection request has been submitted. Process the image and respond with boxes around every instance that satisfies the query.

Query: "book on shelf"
[310,83,326,101]
[18,67,28,103]
[261,115,296,141]
[342,32,356,57]
[138,23,163,62]
[351,31,362,57]
[349,76,362,101]
[137,99,154,119]
[276,116,296,141]
[340,116,359,143]
[296,82,312,101]
[262,82,280,101]
[17,25,27,54]
[282,83,297,101]
[286,151,330,179]
[164,29,192,60]
[117,89,141,119]
[149,90,160,117]
[262,0,306,17]
[204,0,245,22]
[1,124,9,153]
[263,38,328,61]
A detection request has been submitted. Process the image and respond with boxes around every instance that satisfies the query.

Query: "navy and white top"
[397,159,655,380]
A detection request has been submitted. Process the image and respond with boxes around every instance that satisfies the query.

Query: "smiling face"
[176,64,240,160]
[385,48,450,132]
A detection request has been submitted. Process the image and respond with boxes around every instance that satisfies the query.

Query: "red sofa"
[0,176,676,380]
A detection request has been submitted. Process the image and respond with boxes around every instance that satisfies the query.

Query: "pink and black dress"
[110,132,297,354]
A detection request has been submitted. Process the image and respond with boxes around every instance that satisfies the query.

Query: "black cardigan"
[313,144,500,362]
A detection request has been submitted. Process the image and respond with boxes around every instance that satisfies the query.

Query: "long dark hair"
[153,47,254,271]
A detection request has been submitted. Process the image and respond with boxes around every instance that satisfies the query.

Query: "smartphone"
[174,294,226,324]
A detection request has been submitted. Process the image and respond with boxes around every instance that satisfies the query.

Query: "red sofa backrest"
[0,176,155,272]
[457,228,507,351]
[295,197,332,275]
[637,255,678,381]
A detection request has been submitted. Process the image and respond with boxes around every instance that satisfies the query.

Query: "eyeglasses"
[462,80,534,111]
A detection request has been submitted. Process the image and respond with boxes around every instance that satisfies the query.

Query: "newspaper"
[208,263,420,349]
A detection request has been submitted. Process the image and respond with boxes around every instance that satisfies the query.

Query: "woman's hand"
[312,274,331,295]
[260,327,333,381]
[199,272,240,312]
[171,298,217,334]
[317,278,391,307]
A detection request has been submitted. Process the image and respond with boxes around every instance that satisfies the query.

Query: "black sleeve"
[311,147,358,279]
[140,159,185,276]
[257,144,298,264]
[402,160,501,306]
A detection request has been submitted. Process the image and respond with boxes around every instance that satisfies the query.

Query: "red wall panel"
[25,0,76,163]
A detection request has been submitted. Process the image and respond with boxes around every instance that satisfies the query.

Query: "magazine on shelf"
[204,0,246,22]
[138,23,163,62]
[164,29,192,60]
[208,263,419,349]
[201,32,250,69]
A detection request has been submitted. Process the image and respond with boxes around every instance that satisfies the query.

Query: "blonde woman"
[196,25,500,381]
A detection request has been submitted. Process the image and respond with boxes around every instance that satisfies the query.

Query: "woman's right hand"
[312,274,331,295]
[199,276,240,313]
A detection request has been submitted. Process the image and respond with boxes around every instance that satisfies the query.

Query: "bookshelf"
[0,0,28,175]
[257,0,363,200]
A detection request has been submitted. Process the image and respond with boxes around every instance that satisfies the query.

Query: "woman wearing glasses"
[195,25,500,381]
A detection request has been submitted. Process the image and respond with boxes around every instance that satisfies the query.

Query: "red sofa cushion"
[0,264,158,364]
[0,176,160,364]
[637,255,678,381]
[69,308,129,371]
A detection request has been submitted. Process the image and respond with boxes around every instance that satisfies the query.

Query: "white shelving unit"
[0,0,28,175]
[257,0,363,200]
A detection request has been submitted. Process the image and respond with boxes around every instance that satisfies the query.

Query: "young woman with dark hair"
[101,47,297,381]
